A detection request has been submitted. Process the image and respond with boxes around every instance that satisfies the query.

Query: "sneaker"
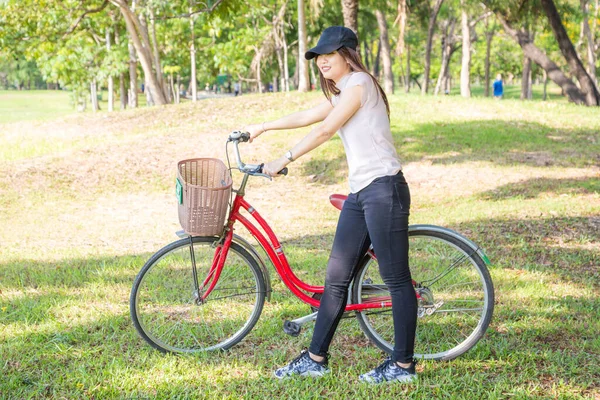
[274,350,330,379]
[359,357,417,384]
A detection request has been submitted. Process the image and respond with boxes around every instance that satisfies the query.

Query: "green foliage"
[0,0,598,103]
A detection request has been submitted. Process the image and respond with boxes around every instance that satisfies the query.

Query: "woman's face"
[316,51,351,82]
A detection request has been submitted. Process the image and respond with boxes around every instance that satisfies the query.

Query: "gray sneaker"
[359,357,417,384]
[274,350,330,379]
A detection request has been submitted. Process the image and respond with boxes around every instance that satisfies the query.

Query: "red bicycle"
[130,131,494,361]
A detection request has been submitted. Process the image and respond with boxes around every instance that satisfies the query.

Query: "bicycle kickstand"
[283,312,318,337]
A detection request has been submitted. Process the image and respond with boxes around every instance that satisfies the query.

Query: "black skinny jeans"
[308,171,417,364]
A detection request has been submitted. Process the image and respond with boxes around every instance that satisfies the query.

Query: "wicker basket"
[176,158,232,236]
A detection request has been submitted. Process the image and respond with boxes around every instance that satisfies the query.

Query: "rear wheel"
[130,237,266,353]
[353,228,494,360]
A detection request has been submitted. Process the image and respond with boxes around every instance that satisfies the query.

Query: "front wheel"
[130,237,266,353]
[352,227,494,361]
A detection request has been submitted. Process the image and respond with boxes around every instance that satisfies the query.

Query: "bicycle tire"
[130,236,266,353]
[352,227,494,361]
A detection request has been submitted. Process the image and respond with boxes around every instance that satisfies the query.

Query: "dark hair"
[317,47,390,118]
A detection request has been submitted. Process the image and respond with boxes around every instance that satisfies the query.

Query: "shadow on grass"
[478,176,600,201]
[448,215,600,288]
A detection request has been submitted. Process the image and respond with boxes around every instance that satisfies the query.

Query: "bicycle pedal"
[283,320,301,337]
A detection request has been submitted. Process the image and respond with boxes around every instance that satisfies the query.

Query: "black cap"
[305,26,358,60]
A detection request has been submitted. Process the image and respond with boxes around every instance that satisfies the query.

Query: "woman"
[243,26,417,384]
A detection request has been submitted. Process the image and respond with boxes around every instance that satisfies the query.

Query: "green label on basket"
[176,178,183,204]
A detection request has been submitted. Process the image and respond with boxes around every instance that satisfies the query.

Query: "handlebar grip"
[240,132,250,142]
[278,167,288,176]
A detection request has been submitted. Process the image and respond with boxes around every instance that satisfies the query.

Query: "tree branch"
[63,0,110,38]
[152,0,226,20]
[470,11,493,28]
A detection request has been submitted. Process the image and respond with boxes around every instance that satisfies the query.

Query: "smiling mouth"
[321,66,331,72]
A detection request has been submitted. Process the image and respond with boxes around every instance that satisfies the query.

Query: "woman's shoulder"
[348,71,372,85]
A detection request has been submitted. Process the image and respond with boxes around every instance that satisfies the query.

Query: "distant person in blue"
[493,74,504,99]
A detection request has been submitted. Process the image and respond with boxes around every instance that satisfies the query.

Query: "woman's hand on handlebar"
[242,123,264,143]
[262,156,289,178]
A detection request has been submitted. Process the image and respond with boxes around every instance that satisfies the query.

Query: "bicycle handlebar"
[227,131,288,178]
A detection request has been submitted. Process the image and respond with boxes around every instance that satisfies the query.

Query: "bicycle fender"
[409,224,492,266]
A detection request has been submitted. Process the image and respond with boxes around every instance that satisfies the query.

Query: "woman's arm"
[262,85,363,177]
[244,100,334,142]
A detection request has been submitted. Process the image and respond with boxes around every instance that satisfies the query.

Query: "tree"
[539,0,600,105]
[434,15,458,95]
[297,0,310,92]
[342,0,359,33]
[423,0,445,94]
[394,0,410,92]
[108,0,168,105]
[482,15,497,97]
[460,0,471,97]
[580,0,597,88]
[375,9,394,93]
[484,0,600,105]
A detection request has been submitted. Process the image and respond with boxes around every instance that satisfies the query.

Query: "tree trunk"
[283,30,290,92]
[297,0,310,92]
[190,1,197,102]
[272,1,288,92]
[276,46,285,92]
[373,39,381,78]
[540,0,600,105]
[128,38,138,108]
[375,9,394,94]
[363,41,371,71]
[434,20,455,95]
[176,74,181,103]
[542,69,549,100]
[341,0,359,33]
[405,44,411,93]
[460,4,471,97]
[106,28,114,112]
[395,0,408,57]
[581,0,598,88]
[114,1,168,105]
[119,73,127,109]
[149,7,168,102]
[90,79,99,112]
[423,0,445,94]
[292,48,299,89]
[256,48,263,93]
[434,43,449,95]
[498,16,587,104]
[309,59,318,90]
[484,30,494,97]
[521,52,532,100]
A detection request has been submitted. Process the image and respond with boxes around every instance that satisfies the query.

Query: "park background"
[1,0,599,398]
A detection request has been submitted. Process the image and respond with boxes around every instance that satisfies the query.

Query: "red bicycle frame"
[200,184,394,312]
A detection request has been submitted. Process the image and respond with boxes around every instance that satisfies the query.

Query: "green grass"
[0,89,149,123]
[450,82,568,102]
[0,90,75,122]
[0,91,599,398]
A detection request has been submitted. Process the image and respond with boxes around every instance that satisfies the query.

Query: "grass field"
[0,90,150,123]
[0,90,599,399]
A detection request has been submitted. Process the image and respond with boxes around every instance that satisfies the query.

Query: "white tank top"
[332,72,402,193]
